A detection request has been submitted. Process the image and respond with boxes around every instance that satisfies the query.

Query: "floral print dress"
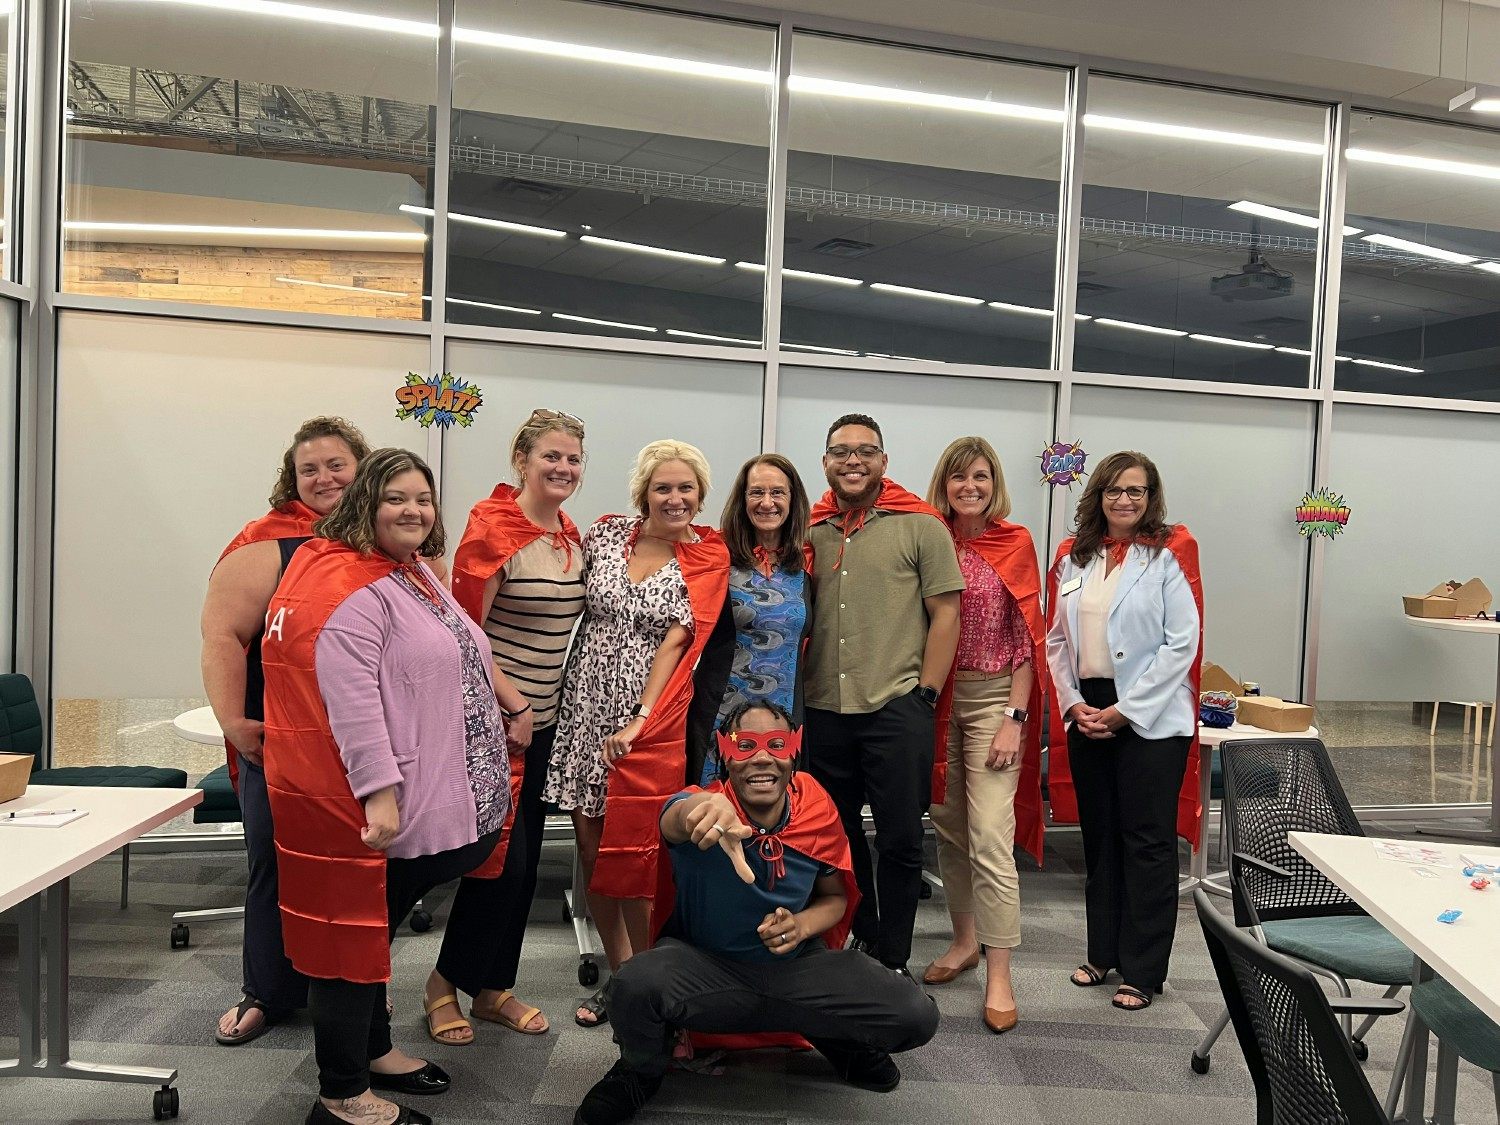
[543,516,694,817]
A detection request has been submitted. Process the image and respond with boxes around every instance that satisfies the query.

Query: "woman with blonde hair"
[544,440,729,1028]
[921,437,1045,1035]
[420,408,587,1044]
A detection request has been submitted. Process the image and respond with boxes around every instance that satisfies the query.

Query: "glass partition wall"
[23,0,1500,827]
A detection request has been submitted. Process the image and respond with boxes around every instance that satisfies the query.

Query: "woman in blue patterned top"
[688,454,814,787]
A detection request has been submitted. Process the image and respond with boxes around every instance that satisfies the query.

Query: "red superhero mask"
[715,728,802,762]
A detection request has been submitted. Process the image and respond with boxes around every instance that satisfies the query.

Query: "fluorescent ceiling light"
[552,312,658,333]
[735,261,861,286]
[122,0,437,37]
[429,296,542,315]
[1352,358,1424,373]
[1450,85,1500,114]
[63,220,425,242]
[399,203,565,239]
[579,235,726,265]
[666,328,761,345]
[1474,262,1500,275]
[987,301,1054,317]
[1347,147,1500,182]
[1360,233,1477,265]
[789,75,1064,123]
[276,276,410,296]
[1229,200,1362,236]
[1094,317,1187,337]
[1188,333,1274,350]
[1084,114,1323,156]
[1274,346,1312,356]
[869,282,983,306]
[784,342,861,355]
[454,27,769,83]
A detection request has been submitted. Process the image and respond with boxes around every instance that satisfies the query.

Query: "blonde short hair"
[628,439,712,516]
[926,436,1012,523]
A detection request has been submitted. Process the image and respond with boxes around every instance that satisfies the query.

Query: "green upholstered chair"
[0,672,188,908]
[1408,978,1500,1122]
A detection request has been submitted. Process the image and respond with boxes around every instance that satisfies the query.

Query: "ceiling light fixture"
[783,342,861,355]
[1229,200,1362,236]
[1474,262,1500,275]
[1360,233,1477,265]
[426,296,542,315]
[1094,317,1188,337]
[1351,358,1424,373]
[1450,84,1500,114]
[63,220,426,242]
[1346,147,1500,181]
[552,312,658,333]
[986,300,1054,317]
[666,328,761,345]
[275,276,411,296]
[579,235,726,265]
[399,203,566,239]
[869,282,984,305]
[1274,346,1313,356]
[789,75,1064,123]
[1187,333,1274,350]
[1083,115,1323,156]
[120,0,438,37]
[735,261,862,286]
[454,26,769,83]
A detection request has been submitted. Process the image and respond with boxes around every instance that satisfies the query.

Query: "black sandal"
[215,995,275,1046]
[1111,985,1158,1011]
[574,989,609,1028]
[1069,964,1112,988]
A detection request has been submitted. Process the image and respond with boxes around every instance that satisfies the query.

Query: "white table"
[1404,615,1500,842]
[1289,831,1500,1123]
[171,705,223,746]
[0,783,202,1119]
[1182,721,1320,896]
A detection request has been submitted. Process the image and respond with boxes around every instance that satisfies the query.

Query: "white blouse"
[1077,551,1122,680]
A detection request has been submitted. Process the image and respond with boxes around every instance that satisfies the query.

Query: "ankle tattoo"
[337,1095,398,1124]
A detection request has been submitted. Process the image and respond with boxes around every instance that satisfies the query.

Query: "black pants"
[309,830,499,1100]
[606,938,939,1077]
[437,725,554,996]
[238,752,308,1013]
[1068,679,1190,992]
[806,691,935,967]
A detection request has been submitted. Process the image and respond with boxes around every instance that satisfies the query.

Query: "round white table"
[1403,615,1500,842]
[171,706,223,746]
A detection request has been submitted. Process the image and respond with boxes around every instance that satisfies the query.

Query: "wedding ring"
[779,933,788,944]
[709,823,724,835]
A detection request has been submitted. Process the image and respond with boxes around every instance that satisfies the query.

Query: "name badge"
[1059,576,1083,596]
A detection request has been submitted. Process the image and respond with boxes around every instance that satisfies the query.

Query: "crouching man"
[575,701,939,1125]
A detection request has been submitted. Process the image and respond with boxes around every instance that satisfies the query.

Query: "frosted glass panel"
[774,367,1054,568]
[1070,386,1313,696]
[1319,405,1500,702]
[442,342,763,533]
[53,312,425,775]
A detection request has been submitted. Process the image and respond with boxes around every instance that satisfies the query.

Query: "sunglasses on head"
[529,407,585,429]
[715,728,802,762]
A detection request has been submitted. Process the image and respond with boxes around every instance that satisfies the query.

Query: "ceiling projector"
[1211,249,1295,301]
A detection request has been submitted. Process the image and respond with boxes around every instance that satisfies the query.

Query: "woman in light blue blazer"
[1045,451,1201,1012]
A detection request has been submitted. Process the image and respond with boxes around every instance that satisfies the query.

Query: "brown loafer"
[983,1006,1018,1034]
[921,949,981,984]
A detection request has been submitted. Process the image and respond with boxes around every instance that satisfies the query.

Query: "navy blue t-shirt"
[660,790,837,963]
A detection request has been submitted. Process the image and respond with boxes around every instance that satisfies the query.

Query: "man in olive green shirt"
[805,413,964,974]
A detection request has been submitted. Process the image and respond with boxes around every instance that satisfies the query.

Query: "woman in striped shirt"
[423,409,588,1044]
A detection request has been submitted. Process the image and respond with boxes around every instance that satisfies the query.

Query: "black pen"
[4,808,78,819]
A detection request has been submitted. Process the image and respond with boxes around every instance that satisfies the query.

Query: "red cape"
[214,501,322,784]
[650,774,860,1051]
[450,483,580,880]
[591,521,730,900]
[261,538,403,983]
[809,479,953,802]
[940,521,1047,863]
[1044,526,1204,845]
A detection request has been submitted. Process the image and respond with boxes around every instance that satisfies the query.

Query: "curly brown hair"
[313,448,446,559]
[718,454,810,573]
[268,416,371,509]
[1069,450,1171,567]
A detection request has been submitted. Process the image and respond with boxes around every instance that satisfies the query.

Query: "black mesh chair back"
[0,672,44,760]
[1221,738,1366,928]
[1195,890,1389,1125]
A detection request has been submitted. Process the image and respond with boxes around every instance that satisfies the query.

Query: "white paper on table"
[1372,839,1451,867]
[0,809,88,827]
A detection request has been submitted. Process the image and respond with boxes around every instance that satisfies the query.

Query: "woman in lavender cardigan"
[262,448,509,1125]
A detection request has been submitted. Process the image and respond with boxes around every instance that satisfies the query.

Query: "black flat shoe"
[306,1101,432,1125]
[369,1061,451,1096]
[808,1039,901,1093]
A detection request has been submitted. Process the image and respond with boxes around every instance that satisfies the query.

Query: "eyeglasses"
[1102,486,1150,501]
[715,728,802,762]
[825,445,884,461]
[529,407,585,430]
[746,487,789,502]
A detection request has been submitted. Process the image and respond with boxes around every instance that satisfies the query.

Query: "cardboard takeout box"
[1200,663,1245,696]
[1235,696,1314,733]
[1403,579,1493,619]
[0,752,33,803]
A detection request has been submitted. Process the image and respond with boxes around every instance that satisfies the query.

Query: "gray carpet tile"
[2,831,1497,1124]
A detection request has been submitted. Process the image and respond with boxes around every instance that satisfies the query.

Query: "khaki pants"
[930,673,1022,949]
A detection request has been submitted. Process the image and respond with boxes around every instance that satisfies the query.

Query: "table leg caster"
[152,1085,180,1120]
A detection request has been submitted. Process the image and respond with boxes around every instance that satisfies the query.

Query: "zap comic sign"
[1039,441,1087,487]
[395,372,483,429]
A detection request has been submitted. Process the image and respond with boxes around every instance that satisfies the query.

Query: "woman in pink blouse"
[922,437,1045,1035]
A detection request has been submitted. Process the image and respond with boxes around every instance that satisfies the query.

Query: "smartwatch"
[915,685,941,707]
[1003,706,1029,723]
[629,702,652,720]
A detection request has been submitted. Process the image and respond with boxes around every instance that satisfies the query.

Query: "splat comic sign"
[396,373,483,429]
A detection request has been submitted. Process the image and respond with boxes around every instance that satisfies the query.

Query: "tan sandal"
[472,989,548,1035]
[424,992,474,1045]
